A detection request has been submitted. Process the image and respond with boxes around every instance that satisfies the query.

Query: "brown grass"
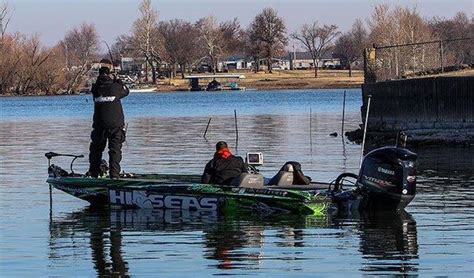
[156,69,364,91]
[154,68,473,92]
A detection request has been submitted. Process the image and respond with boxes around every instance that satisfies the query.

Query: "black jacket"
[201,155,248,185]
[92,74,129,129]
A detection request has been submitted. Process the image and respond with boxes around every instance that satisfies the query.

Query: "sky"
[5,0,473,49]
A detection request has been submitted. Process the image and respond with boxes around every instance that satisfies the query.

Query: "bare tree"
[61,23,99,93]
[292,22,339,77]
[0,4,61,96]
[429,12,473,64]
[368,4,436,79]
[0,33,63,95]
[196,16,223,74]
[110,35,132,63]
[0,1,12,39]
[0,34,20,95]
[394,6,432,74]
[131,0,161,83]
[0,1,14,94]
[220,18,244,59]
[334,19,367,77]
[249,8,287,73]
[244,26,262,73]
[159,19,199,78]
[195,16,242,74]
[35,44,64,94]
[13,35,52,94]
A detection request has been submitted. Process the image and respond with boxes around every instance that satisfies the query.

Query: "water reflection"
[48,208,418,275]
[347,211,418,273]
[415,146,474,190]
[48,209,129,277]
[2,91,472,275]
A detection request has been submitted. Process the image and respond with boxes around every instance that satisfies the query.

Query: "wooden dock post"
[234,110,239,152]
[203,117,212,139]
[341,90,346,138]
[310,107,313,152]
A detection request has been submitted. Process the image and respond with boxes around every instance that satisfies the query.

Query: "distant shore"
[3,68,473,96]
[0,69,364,96]
[156,69,364,92]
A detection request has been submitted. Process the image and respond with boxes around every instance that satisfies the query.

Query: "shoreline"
[3,67,471,96]
[1,69,364,96]
[0,83,363,97]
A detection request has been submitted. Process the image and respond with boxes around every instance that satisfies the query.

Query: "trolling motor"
[45,152,84,177]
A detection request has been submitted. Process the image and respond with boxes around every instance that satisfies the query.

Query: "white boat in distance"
[129,87,158,93]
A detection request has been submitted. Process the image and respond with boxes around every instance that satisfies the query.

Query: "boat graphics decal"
[233,187,289,197]
[362,175,397,188]
[94,96,116,103]
[54,184,100,196]
[249,201,290,215]
[377,167,395,176]
[109,189,219,211]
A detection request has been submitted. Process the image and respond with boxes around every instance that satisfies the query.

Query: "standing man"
[88,59,129,179]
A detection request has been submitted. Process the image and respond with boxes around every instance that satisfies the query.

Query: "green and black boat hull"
[46,145,418,215]
[47,174,332,216]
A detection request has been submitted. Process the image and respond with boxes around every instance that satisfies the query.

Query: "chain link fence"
[365,38,472,82]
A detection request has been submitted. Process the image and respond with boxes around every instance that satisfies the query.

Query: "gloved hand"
[114,77,124,86]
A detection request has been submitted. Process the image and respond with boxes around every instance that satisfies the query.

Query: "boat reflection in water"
[337,211,419,273]
[48,208,418,275]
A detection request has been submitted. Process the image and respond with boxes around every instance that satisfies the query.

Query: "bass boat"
[46,146,417,215]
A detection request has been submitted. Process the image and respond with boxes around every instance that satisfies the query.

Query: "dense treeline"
[0,0,472,95]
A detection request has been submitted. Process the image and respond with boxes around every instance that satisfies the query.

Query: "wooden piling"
[234,110,239,152]
[310,107,313,152]
[341,90,346,139]
[203,117,212,139]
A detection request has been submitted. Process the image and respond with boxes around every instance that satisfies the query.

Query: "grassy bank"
[157,69,364,91]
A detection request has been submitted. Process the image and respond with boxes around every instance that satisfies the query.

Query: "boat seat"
[232,173,265,188]
[268,163,294,186]
[269,171,294,186]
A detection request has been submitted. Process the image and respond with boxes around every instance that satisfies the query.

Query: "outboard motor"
[357,147,417,211]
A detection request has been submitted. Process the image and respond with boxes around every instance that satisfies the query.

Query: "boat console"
[246,152,263,166]
[231,152,265,188]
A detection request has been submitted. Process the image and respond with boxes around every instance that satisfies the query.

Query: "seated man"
[201,141,247,185]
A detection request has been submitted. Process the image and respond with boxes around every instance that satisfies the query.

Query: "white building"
[285,51,341,70]
[217,56,251,71]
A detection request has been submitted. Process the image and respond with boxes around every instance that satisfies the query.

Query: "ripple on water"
[1,90,473,276]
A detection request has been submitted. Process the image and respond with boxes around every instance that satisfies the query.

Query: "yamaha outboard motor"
[357,147,417,211]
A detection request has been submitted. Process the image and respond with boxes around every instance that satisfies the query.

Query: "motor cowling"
[357,147,417,211]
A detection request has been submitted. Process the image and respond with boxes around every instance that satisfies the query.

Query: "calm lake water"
[0,89,473,276]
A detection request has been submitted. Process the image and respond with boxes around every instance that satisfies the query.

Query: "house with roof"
[218,55,290,71]
[283,51,341,70]
[217,56,250,71]
[217,51,341,72]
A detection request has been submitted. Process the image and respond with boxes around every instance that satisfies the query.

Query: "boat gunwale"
[46,176,333,204]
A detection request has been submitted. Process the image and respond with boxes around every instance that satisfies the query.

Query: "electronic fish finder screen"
[246,152,263,166]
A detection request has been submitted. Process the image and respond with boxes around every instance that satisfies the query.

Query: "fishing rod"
[359,95,372,169]
[102,40,130,146]
[102,40,116,74]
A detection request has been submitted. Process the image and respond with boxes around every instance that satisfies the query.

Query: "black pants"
[89,127,125,178]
